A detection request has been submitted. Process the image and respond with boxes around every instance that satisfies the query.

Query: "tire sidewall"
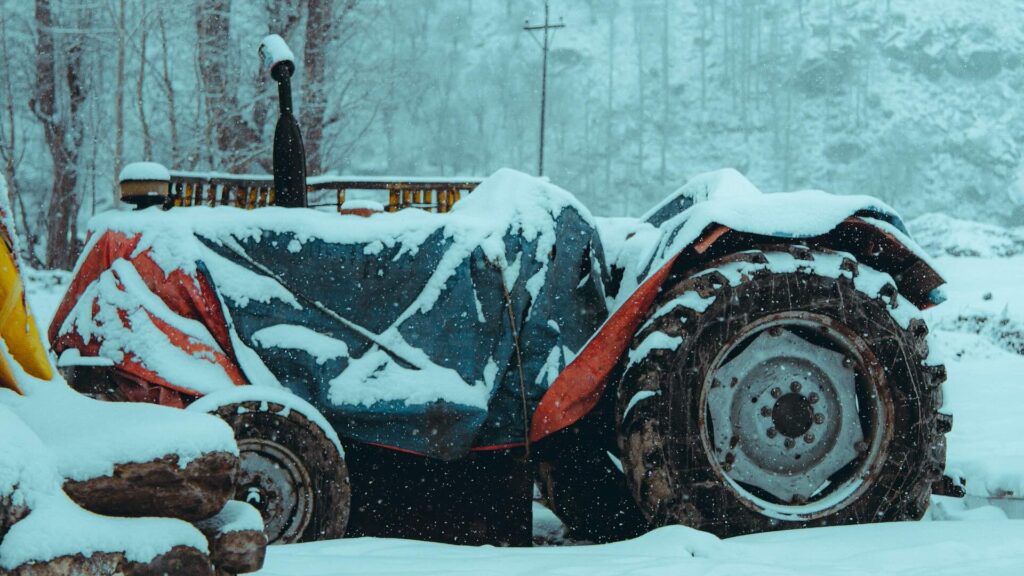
[214,400,350,543]
[617,254,938,535]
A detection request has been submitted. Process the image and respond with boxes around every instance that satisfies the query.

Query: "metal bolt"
[808,392,819,404]
[814,413,825,425]
[723,462,733,472]
[791,494,808,505]
[843,357,854,368]
[771,387,783,399]
[804,433,815,443]
[855,441,869,453]
[760,406,772,417]
[790,381,802,393]
[784,438,796,449]
[769,326,783,337]
[767,427,778,438]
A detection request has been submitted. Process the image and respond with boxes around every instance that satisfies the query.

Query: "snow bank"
[909,212,1024,258]
[256,521,1024,576]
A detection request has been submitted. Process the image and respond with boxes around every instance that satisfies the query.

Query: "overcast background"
[3,0,1024,267]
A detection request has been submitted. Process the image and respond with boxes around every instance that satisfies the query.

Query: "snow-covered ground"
[255,521,1024,576]
[22,212,1024,575]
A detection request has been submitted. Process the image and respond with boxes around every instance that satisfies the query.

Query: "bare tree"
[113,0,125,187]
[156,11,179,165]
[196,0,259,171]
[135,6,153,160]
[32,0,87,269]
[300,0,337,172]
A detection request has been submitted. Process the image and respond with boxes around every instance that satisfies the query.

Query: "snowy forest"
[3,0,1024,269]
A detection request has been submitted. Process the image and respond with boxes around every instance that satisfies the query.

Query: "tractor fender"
[531,193,944,443]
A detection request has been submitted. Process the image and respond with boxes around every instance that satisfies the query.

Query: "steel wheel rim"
[698,312,893,521]
[237,437,314,544]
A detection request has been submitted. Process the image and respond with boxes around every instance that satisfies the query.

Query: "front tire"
[616,247,949,536]
[190,392,351,544]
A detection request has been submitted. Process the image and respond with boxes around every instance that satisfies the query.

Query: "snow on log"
[0,406,212,574]
[195,501,267,575]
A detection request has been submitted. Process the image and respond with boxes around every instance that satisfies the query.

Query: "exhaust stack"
[259,35,307,208]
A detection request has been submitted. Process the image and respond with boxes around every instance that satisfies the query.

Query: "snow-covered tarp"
[53,169,609,459]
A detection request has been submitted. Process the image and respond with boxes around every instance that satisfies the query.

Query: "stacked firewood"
[0,395,267,576]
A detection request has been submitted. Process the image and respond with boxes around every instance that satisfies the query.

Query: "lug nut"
[808,392,819,404]
[771,387,783,399]
[814,413,825,424]
[784,438,796,449]
[723,462,733,472]
[760,406,772,417]
[767,427,778,438]
[769,326,783,337]
[843,357,854,368]
[855,441,869,453]
[804,433,815,443]
[711,378,722,389]
[790,381,802,393]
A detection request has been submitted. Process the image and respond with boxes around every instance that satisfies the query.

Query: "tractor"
[50,36,950,546]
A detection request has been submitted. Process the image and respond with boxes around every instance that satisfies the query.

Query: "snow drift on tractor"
[51,164,951,546]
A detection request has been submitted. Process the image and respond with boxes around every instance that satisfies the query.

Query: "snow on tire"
[615,247,949,537]
[189,388,351,544]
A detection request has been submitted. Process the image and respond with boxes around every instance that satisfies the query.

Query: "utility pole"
[524,1,564,177]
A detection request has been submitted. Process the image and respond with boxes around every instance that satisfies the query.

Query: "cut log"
[2,545,213,576]
[0,493,29,544]
[63,451,238,522]
[196,501,267,575]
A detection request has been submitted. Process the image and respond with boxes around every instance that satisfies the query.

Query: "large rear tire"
[616,247,950,536]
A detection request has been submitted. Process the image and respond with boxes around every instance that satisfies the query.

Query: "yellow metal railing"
[164,172,481,213]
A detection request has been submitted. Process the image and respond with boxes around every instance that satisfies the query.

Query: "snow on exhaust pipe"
[259,34,307,208]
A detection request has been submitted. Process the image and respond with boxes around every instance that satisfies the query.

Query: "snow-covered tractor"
[50,37,951,546]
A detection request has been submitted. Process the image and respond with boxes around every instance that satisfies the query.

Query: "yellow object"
[0,232,53,394]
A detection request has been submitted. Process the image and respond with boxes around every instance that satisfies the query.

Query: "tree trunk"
[158,12,179,165]
[136,15,152,160]
[196,0,258,172]
[33,0,85,270]
[300,0,335,173]
[659,0,669,186]
[114,0,125,189]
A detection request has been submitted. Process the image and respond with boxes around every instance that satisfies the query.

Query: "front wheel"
[616,248,950,536]
[189,389,351,544]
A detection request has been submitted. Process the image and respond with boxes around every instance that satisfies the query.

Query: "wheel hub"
[236,437,314,544]
[772,393,813,438]
[705,319,881,508]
